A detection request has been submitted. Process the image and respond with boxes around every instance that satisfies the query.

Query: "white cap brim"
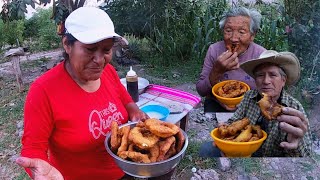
[71,28,121,44]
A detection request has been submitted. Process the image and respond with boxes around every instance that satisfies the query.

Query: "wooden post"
[11,56,24,92]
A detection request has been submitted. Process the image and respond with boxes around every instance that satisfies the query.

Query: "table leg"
[180,114,188,131]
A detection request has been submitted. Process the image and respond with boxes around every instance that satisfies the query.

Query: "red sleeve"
[21,82,54,175]
[106,65,133,105]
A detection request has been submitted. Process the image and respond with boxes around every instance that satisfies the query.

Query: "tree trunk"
[11,56,24,92]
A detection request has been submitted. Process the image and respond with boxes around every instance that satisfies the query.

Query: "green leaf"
[205,28,215,43]
[17,9,24,18]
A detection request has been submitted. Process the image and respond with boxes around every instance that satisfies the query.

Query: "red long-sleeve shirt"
[21,61,132,180]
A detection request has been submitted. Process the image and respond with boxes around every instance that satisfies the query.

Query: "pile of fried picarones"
[110,118,185,163]
[218,118,263,142]
[217,80,248,98]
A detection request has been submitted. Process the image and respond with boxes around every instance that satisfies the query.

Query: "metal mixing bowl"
[105,121,188,178]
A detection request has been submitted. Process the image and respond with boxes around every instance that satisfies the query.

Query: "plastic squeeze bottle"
[126,66,139,102]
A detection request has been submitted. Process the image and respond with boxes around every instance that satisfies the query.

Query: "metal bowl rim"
[105,121,189,166]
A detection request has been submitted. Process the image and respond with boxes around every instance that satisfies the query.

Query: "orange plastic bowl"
[210,128,267,157]
[212,80,250,108]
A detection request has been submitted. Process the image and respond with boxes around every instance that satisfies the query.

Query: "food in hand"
[217,118,263,142]
[110,119,185,163]
[258,93,283,120]
[226,44,240,53]
[217,80,248,98]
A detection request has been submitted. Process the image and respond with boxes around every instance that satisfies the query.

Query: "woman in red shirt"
[15,7,148,180]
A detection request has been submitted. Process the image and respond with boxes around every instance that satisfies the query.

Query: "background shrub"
[284,0,320,91]
[0,20,24,47]
[24,8,61,52]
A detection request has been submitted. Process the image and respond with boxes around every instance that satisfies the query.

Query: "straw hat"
[240,50,300,85]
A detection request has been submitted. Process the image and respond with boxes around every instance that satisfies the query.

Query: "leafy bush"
[124,34,151,62]
[0,20,5,49]
[104,0,206,66]
[148,0,203,66]
[254,2,288,51]
[284,0,320,91]
[0,19,24,47]
[24,8,61,52]
[102,0,163,37]
[192,0,228,62]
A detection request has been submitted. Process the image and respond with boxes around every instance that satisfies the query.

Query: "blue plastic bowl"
[140,105,170,121]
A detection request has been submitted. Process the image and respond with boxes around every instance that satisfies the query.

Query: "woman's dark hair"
[63,33,78,61]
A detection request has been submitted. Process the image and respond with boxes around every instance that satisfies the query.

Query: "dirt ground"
[1,49,320,179]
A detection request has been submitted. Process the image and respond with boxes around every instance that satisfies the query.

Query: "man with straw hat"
[200,50,313,157]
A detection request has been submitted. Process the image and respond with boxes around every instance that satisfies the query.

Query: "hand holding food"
[226,44,240,53]
[212,51,239,73]
[277,107,309,150]
[258,93,283,120]
[110,119,185,163]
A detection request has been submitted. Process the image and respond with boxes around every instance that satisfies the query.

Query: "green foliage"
[102,0,163,37]
[149,0,202,66]
[284,0,320,91]
[24,8,61,52]
[0,20,5,49]
[1,0,33,21]
[124,34,151,62]
[104,0,212,66]
[1,0,57,22]
[254,3,288,51]
[0,19,24,46]
[52,1,70,24]
[192,0,228,61]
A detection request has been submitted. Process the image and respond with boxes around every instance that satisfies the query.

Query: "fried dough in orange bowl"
[210,128,267,157]
[212,80,250,108]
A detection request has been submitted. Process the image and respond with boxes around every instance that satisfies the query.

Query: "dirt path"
[0,49,63,75]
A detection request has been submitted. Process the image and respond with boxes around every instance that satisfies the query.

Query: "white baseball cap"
[65,7,120,44]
